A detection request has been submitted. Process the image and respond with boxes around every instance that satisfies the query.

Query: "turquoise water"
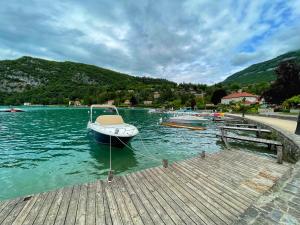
[0,106,267,200]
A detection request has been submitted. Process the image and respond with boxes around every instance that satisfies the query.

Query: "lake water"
[0,107,270,200]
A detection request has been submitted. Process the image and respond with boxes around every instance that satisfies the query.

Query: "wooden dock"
[216,133,282,146]
[229,124,258,128]
[0,150,291,225]
[219,126,271,136]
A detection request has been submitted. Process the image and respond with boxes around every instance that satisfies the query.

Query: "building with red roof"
[221,92,258,105]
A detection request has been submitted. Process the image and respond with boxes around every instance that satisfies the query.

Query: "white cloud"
[0,0,299,84]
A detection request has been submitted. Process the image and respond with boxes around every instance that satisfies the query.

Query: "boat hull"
[168,118,207,124]
[91,130,134,147]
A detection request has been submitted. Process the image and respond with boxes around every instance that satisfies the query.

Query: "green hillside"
[223,50,300,85]
[0,56,177,105]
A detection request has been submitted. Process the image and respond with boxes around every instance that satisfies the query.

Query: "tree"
[282,95,300,109]
[196,97,205,109]
[211,89,227,105]
[230,83,240,91]
[263,61,300,104]
[130,96,138,106]
[190,98,196,110]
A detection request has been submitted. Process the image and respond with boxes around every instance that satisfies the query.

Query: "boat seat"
[96,115,124,125]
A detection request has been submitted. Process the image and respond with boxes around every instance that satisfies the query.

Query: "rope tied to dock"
[108,135,114,182]
[115,136,162,163]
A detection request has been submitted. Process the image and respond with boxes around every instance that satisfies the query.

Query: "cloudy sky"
[0,0,300,84]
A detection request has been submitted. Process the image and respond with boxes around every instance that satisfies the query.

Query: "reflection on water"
[87,137,138,175]
[0,106,273,200]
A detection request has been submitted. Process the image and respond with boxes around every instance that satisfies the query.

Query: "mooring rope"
[109,135,112,171]
[115,136,161,162]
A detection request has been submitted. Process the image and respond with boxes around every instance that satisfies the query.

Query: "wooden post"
[221,127,227,142]
[107,170,114,182]
[201,151,205,159]
[162,159,168,168]
[296,112,300,135]
[256,127,262,138]
[276,146,283,164]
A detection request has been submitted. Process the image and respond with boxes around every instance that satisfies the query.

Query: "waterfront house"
[107,100,114,105]
[124,99,130,105]
[221,92,258,105]
[69,100,82,106]
[143,100,153,105]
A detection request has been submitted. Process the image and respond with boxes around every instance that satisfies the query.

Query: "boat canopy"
[96,115,124,125]
[90,104,118,110]
[89,104,120,122]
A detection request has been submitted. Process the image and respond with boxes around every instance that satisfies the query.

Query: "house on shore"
[69,100,82,106]
[221,92,258,105]
[143,100,153,105]
[124,100,130,105]
[106,100,114,105]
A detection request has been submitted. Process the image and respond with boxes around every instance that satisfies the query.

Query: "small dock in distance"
[0,150,291,225]
[217,124,283,163]
[218,126,271,134]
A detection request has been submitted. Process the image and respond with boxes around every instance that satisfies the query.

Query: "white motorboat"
[87,104,139,147]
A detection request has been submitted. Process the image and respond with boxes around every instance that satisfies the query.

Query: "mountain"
[0,56,174,93]
[223,50,300,85]
[0,56,176,105]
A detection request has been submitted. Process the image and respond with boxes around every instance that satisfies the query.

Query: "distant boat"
[0,108,25,112]
[167,115,208,124]
[87,104,139,147]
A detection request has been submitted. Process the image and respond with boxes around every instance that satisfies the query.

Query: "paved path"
[227,114,297,134]
[227,114,300,224]
[0,150,291,225]
[235,162,300,225]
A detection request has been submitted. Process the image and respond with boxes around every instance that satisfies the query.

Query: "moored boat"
[87,104,139,147]
[167,115,208,124]
[0,108,25,112]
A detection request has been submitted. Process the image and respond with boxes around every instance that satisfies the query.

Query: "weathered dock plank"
[64,185,80,225]
[138,170,201,225]
[22,193,49,225]
[0,150,291,225]
[75,184,88,225]
[55,187,73,225]
[0,198,22,224]
[29,192,53,225]
[11,195,39,225]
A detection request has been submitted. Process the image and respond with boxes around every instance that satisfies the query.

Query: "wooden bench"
[216,133,283,164]
[227,123,258,128]
[219,126,271,137]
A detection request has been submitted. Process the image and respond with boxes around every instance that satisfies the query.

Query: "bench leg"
[256,131,260,138]
[276,146,283,164]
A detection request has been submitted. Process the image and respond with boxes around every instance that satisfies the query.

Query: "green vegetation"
[1,50,299,108]
[282,95,300,109]
[262,60,300,104]
[223,50,300,85]
[0,56,208,107]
